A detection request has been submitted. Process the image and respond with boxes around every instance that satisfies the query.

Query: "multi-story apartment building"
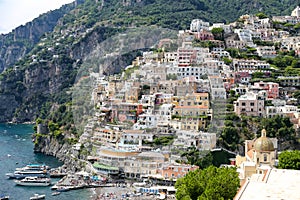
[234,91,266,117]
[277,76,300,87]
[256,46,277,58]
[233,59,270,73]
[173,130,216,150]
[190,19,210,32]
[265,105,299,118]
[208,76,227,100]
[111,102,143,123]
[118,129,153,149]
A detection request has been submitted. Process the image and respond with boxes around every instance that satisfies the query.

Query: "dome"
[253,129,274,152]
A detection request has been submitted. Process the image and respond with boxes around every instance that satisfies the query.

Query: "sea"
[0,123,94,200]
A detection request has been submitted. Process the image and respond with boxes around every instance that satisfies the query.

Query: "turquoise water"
[0,123,92,200]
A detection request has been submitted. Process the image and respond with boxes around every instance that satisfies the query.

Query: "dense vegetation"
[278,150,300,170]
[175,166,240,200]
[57,0,300,31]
[218,113,297,152]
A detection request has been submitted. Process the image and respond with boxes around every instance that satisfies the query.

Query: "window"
[264,154,267,162]
[242,102,246,106]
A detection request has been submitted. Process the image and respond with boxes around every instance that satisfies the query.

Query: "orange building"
[157,163,199,180]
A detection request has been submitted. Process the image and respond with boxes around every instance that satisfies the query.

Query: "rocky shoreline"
[33,133,83,172]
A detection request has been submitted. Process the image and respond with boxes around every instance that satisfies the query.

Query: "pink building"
[194,30,214,41]
[253,81,279,99]
[157,163,199,180]
[235,71,251,84]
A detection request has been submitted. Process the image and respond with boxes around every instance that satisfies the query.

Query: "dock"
[51,172,111,191]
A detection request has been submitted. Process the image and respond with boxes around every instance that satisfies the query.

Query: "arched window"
[264,154,267,162]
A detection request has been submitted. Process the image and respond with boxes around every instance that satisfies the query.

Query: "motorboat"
[56,186,70,192]
[14,177,51,186]
[6,164,49,179]
[29,193,45,200]
[16,164,49,172]
[6,172,49,180]
[51,192,60,196]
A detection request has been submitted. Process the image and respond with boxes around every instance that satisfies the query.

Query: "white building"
[291,6,300,17]
[210,23,232,34]
[233,59,270,74]
[265,105,300,118]
[256,46,276,58]
[118,130,154,150]
[190,19,210,32]
[173,130,216,150]
[208,76,227,100]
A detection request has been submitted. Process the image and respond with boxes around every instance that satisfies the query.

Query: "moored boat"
[16,164,49,171]
[56,186,70,192]
[0,194,9,200]
[29,193,45,200]
[6,164,50,179]
[51,191,60,196]
[14,177,51,186]
[6,172,49,180]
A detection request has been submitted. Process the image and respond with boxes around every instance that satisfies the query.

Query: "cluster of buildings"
[69,6,300,186]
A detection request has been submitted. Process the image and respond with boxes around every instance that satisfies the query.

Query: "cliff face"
[33,135,83,172]
[0,2,76,73]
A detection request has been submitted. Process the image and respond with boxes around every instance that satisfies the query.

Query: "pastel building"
[158,163,199,180]
[234,91,265,117]
[236,129,277,181]
[252,81,279,99]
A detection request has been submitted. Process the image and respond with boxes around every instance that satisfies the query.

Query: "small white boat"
[0,194,9,200]
[51,191,60,196]
[29,193,45,200]
[56,186,70,192]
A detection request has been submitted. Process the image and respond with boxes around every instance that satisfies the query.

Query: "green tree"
[175,166,240,200]
[251,71,264,79]
[222,57,232,65]
[278,150,300,170]
[211,27,224,41]
[256,12,268,19]
[259,116,295,142]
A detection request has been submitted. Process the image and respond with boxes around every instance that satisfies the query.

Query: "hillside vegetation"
[0,0,298,127]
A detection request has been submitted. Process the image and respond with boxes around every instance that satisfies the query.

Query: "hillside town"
[33,6,300,199]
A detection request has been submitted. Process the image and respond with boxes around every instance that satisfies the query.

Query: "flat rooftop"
[235,168,300,200]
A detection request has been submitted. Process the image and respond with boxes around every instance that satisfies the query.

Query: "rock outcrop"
[0,2,77,73]
[33,134,83,172]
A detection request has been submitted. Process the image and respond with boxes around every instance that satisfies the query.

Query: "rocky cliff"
[33,134,85,172]
[0,2,77,73]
